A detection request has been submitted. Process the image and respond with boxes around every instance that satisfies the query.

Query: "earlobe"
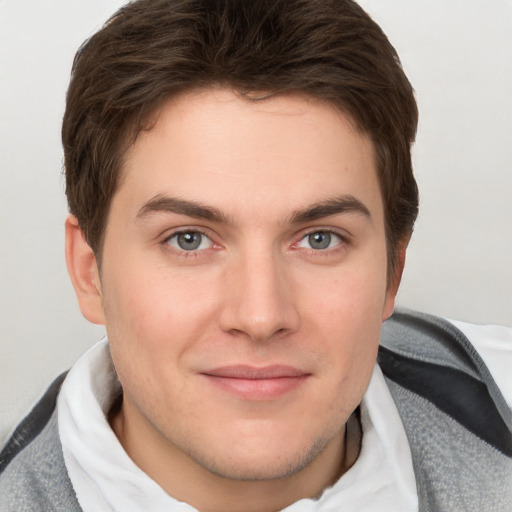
[65,215,106,325]
[382,237,409,321]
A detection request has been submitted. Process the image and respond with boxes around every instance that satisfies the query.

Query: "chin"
[187,426,338,482]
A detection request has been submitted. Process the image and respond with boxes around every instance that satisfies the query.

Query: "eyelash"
[161,229,217,259]
[293,228,350,255]
[161,227,350,259]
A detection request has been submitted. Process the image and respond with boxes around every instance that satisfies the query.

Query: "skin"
[66,88,405,512]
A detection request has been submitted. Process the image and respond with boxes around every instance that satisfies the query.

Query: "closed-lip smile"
[200,365,311,400]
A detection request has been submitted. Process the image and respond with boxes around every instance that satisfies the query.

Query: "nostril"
[228,328,246,339]
[226,326,290,343]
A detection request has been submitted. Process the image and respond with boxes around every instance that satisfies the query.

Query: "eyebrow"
[289,195,371,224]
[136,194,371,225]
[136,195,231,224]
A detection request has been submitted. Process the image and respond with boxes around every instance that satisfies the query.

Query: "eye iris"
[177,232,202,250]
[308,231,331,250]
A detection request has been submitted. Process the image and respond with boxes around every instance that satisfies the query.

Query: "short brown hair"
[63,0,418,274]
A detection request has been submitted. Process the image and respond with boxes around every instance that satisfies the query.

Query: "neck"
[110,402,361,512]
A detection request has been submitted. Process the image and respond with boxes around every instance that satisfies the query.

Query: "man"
[0,0,510,511]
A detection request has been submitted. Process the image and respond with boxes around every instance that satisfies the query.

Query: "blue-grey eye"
[298,231,342,250]
[167,231,212,251]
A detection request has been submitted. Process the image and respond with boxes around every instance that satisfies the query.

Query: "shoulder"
[0,376,81,512]
[448,318,512,407]
[379,308,512,454]
[378,309,512,511]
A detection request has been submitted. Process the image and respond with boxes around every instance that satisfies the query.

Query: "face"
[73,89,398,486]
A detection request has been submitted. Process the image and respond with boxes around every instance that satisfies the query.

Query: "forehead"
[117,88,382,223]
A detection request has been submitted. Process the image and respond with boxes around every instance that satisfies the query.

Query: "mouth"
[200,365,311,401]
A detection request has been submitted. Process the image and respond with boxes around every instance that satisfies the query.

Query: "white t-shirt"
[57,319,512,512]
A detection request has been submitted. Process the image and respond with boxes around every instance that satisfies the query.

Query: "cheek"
[297,260,386,402]
[105,262,215,339]
[300,253,388,330]
[103,272,205,414]
[102,261,229,400]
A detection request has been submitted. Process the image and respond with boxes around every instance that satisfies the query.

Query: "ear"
[65,215,106,325]
[382,237,409,321]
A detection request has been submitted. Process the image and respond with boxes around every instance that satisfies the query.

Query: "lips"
[200,365,311,400]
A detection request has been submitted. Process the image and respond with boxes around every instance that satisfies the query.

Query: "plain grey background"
[1,0,511,447]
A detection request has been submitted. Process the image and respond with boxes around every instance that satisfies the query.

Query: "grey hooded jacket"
[1,310,511,511]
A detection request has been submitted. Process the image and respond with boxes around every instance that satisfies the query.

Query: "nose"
[218,249,300,343]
